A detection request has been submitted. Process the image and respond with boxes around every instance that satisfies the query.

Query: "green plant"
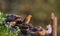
[0,12,20,36]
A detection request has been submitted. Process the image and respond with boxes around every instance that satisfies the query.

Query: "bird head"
[25,15,32,24]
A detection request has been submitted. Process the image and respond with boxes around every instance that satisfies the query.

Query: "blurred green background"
[0,0,60,36]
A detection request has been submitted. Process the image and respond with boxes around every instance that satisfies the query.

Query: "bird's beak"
[25,15,32,24]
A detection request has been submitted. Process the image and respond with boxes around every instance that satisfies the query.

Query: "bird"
[23,15,32,24]
[18,15,32,36]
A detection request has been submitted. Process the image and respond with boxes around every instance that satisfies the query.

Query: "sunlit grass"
[0,12,20,36]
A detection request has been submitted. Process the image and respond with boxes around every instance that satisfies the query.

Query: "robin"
[18,15,32,36]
